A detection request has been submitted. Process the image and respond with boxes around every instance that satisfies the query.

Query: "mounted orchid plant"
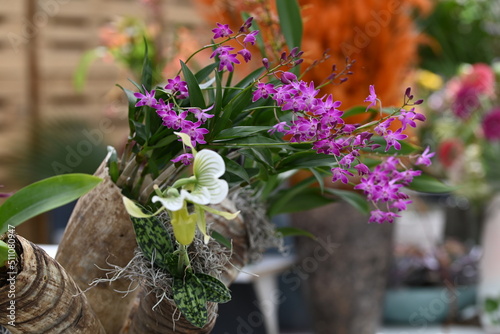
[112,4,445,328]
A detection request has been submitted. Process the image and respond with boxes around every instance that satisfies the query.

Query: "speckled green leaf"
[173,273,208,328]
[131,216,173,270]
[195,273,231,303]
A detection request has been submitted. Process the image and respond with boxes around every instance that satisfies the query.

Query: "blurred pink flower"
[482,107,500,141]
[462,63,496,97]
[446,63,496,119]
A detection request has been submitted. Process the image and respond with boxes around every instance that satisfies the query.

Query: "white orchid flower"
[152,187,185,212]
[124,133,238,246]
[185,149,228,205]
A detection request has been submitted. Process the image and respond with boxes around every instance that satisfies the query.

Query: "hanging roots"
[229,187,286,262]
[90,212,232,311]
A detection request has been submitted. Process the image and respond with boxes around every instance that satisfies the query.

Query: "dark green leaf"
[368,136,419,155]
[181,60,206,109]
[0,174,102,235]
[195,273,231,303]
[107,147,120,183]
[140,39,153,90]
[211,230,232,249]
[210,135,287,148]
[173,273,208,328]
[485,298,500,313]
[277,151,338,172]
[343,106,378,119]
[222,67,265,105]
[215,126,270,140]
[130,215,173,270]
[276,226,316,239]
[223,157,250,184]
[210,70,224,132]
[194,63,218,83]
[269,187,335,216]
[212,87,253,136]
[325,188,370,215]
[308,167,326,193]
[276,0,302,50]
[242,148,275,170]
[117,84,141,135]
[407,174,455,194]
[147,134,178,150]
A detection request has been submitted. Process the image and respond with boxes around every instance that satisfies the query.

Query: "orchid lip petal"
[181,188,211,205]
[152,194,185,212]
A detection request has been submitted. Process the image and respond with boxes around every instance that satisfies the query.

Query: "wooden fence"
[0,0,204,242]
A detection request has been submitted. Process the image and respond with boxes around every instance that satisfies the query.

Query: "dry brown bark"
[55,161,139,333]
[0,235,105,333]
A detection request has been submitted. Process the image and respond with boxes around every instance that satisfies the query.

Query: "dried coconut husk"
[55,159,138,333]
[118,194,282,333]
[108,206,235,333]
[0,235,105,333]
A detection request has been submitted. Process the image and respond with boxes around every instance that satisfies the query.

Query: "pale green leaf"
[123,196,156,218]
[325,188,370,214]
[407,174,455,194]
[199,205,240,220]
[0,174,102,235]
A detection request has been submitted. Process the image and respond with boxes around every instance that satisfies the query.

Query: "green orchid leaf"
[407,174,455,194]
[223,157,250,184]
[222,67,265,105]
[268,187,335,216]
[276,226,316,240]
[485,298,500,313]
[107,146,120,183]
[343,105,378,120]
[173,272,208,328]
[198,205,240,220]
[0,174,102,235]
[130,215,173,270]
[73,49,99,92]
[368,136,420,155]
[181,60,206,109]
[140,39,153,90]
[276,151,338,172]
[208,70,224,136]
[211,230,232,249]
[212,87,253,137]
[211,135,288,148]
[195,273,231,303]
[308,167,326,193]
[117,84,142,135]
[276,0,302,50]
[240,148,275,171]
[194,63,218,84]
[215,126,270,141]
[325,188,370,215]
[123,196,157,218]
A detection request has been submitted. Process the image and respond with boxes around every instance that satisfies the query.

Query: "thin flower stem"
[177,244,191,273]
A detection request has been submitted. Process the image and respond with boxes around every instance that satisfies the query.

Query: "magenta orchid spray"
[113,14,443,328]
